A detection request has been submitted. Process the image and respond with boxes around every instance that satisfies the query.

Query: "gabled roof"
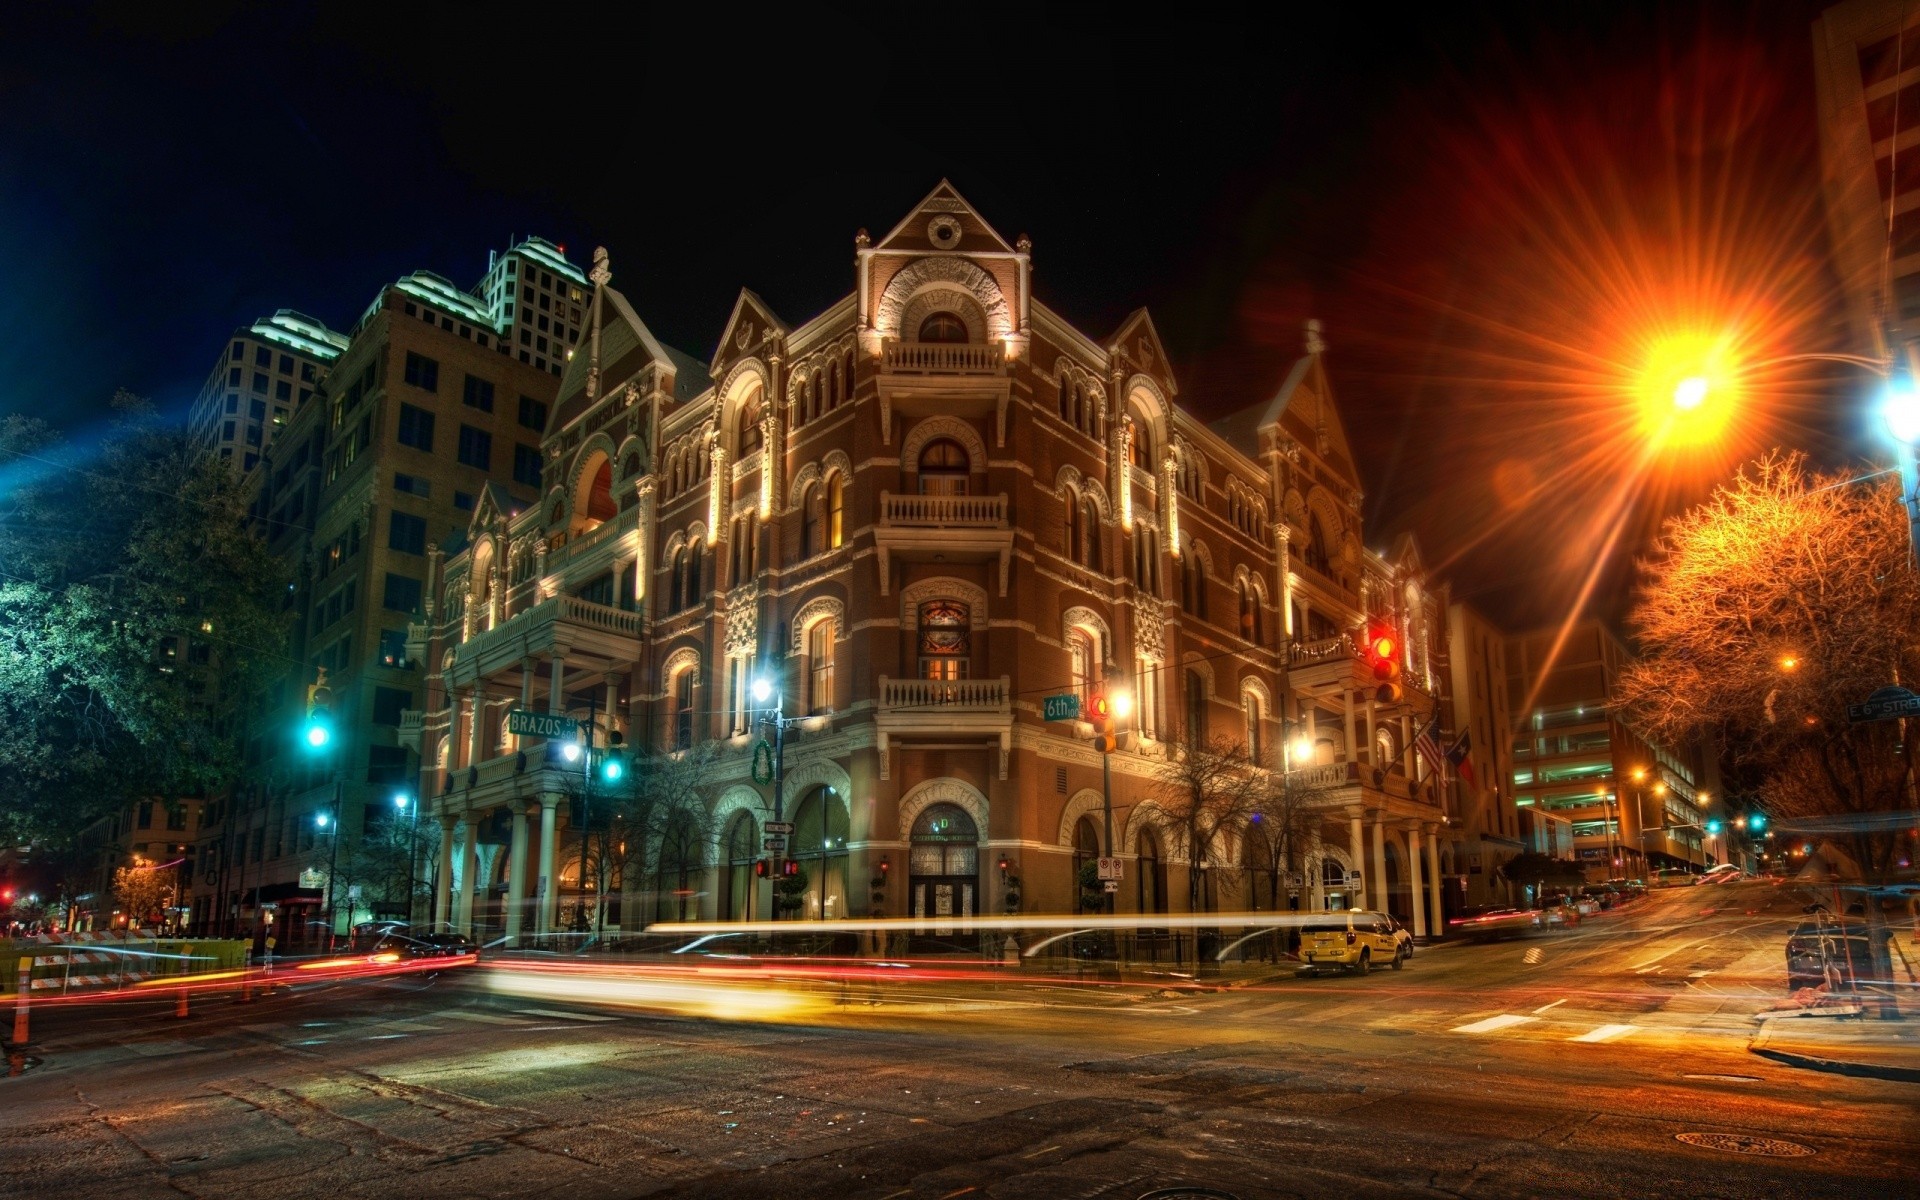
[872,178,1015,255]
[550,282,709,433]
[1208,320,1355,485]
[1106,308,1179,399]
[709,288,790,378]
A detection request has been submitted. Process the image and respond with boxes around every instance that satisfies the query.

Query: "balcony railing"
[1289,635,1352,667]
[882,341,1005,374]
[880,492,1008,528]
[1283,761,1355,790]
[878,675,1012,715]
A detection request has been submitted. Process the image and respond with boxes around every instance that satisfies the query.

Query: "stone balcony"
[1282,758,1433,815]
[875,674,1014,781]
[876,339,1013,445]
[445,593,642,687]
[873,491,1013,595]
[1287,634,1434,707]
[881,340,1008,375]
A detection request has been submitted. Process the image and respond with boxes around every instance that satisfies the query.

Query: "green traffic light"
[601,757,623,783]
[1705,819,1722,835]
[1749,811,1767,832]
[304,719,331,749]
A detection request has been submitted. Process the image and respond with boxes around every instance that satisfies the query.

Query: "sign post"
[1042,694,1082,722]
[507,709,580,740]
[1096,856,1123,882]
[1847,686,1920,724]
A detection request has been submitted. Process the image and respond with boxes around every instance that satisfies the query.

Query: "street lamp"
[1881,377,1920,564]
[394,792,419,929]
[315,807,340,946]
[753,673,794,916]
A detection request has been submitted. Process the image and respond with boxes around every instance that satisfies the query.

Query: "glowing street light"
[1635,333,1739,449]
[1108,688,1134,721]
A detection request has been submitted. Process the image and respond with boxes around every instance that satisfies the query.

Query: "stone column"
[518,657,535,748]
[537,793,560,936]
[465,686,484,770]
[505,805,529,946]
[548,654,566,714]
[1347,809,1365,907]
[1370,818,1388,915]
[435,814,456,931]
[1342,691,1358,767]
[1406,822,1427,938]
[1426,827,1445,936]
[456,815,480,937]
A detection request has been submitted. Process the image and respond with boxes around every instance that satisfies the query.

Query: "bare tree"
[591,740,722,931]
[1243,769,1343,911]
[1154,731,1265,913]
[1616,453,1920,882]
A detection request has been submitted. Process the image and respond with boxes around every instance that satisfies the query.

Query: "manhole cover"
[1676,1132,1814,1157]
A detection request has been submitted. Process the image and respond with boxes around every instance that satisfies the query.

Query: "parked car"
[1447,906,1538,941]
[1298,910,1407,975]
[1385,914,1415,959]
[1536,895,1580,927]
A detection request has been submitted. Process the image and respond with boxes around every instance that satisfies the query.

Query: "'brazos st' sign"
[506,709,580,739]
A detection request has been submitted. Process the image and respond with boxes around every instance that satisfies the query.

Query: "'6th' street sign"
[1043,693,1081,722]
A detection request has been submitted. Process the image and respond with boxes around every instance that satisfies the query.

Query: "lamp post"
[393,791,417,929]
[752,674,792,916]
[315,806,340,948]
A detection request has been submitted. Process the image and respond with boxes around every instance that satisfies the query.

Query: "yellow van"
[1298,910,1406,975]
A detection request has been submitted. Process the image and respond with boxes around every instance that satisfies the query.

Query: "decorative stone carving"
[789,595,845,653]
[1055,789,1110,852]
[897,777,989,843]
[898,576,989,628]
[1134,602,1166,663]
[899,415,987,476]
[724,588,759,655]
[874,256,1012,343]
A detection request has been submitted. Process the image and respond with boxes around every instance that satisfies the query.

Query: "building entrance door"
[909,803,979,926]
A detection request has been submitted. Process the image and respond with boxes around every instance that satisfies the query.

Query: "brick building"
[413,184,1475,943]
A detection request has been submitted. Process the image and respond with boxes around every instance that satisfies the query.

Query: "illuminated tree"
[1153,730,1264,913]
[1616,454,1918,882]
[112,855,175,931]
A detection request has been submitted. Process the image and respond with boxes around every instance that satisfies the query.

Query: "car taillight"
[1345,930,1356,945]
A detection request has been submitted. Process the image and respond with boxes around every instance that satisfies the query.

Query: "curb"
[1747,1042,1920,1084]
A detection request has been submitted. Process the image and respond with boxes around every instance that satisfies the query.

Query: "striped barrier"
[2,939,247,996]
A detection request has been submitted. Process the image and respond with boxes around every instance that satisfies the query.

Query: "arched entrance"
[791,786,849,919]
[1072,816,1101,912]
[909,803,978,919]
[1320,856,1354,911]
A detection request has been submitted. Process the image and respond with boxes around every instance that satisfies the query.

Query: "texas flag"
[1445,731,1476,787]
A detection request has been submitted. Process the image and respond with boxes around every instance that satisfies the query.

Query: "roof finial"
[1305,318,1326,357]
[590,246,611,288]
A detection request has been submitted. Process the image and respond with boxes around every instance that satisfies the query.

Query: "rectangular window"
[245,425,262,446]
[388,510,426,555]
[513,442,542,488]
[371,686,411,726]
[231,341,244,361]
[462,374,494,411]
[382,572,422,613]
[377,628,409,667]
[403,351,439,392]
[278,354,293,375]
[275,380,291,401]
[393,472,429,497]
[249,398,266,420]
[255,346,271,367]
[228,367,241,387]
[457,424,492,470]
[396,403,434,451]
[225,394,239,414]
[252,372,268,392]
[453,491,475,511]
[808,621,835,715]
[366,745,408,786]
[518,395,546,430]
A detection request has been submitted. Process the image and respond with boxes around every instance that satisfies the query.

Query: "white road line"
[1687,970,1712,978]
[1451,1014,1537,1034]
[440,1011,526,1025]
[1570,1024,1638,1043]
[511,1007,619,1022]
[1531,999,1568,1015]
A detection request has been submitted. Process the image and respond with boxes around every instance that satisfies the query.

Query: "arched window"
[791,786,850,919]
[672,667,696,749]
[1239,581,1257,640]
[1059,377,1074,423]
[918,600,970,681]
[800,482,820,559]
[577,457,614,529]
[1067,626,1096,703]
[737,386,765,455]
[1129,415,1154,470]
[1180,554,1208,620]
[731,512,757,585]
[1306,514,1331,575]
[1375,724,1400,769]
[806,619,835,715]
[667,545,687,613]
[1185,668,1208,746]
[910,803,978,919]
[1078,498,1101,570]
[1073,816,1102,912]
[722,813,758,921]
[654,810,701,923]
[918,312,968,343]
[1137,830,1167,915]
[918,438,969,496]
[826,472,845,548]
[1242,688,1264,765]
[676,540,701,609]
[1064,489,1083,559]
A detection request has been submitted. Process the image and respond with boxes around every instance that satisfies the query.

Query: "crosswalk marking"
[511,1007,619,1023]
[1570,1023,1638,1043]
[1451,1014,1537,1034]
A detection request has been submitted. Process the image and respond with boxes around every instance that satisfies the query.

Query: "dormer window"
[918,312,967,344]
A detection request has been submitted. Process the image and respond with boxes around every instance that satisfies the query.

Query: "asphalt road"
[3,882,1914,1200]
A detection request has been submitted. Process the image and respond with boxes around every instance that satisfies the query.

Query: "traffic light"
[1705,818,1723,835]
[303,670,333,750]
[783,859,800,877]
[1749,810,1767,833]
[600,752,625,784]
[1089,692,1118,753]
[754,860,770,878]
[1362,622,1403,704]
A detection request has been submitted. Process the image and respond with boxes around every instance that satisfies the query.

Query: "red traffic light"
[1089,693,1112,722]
[754,860,769,878]
[1371,633,1397,661]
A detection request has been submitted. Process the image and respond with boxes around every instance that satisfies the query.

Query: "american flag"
[1414,713,1447,781]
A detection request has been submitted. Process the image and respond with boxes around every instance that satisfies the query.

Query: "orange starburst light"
[1635,332,1740,448]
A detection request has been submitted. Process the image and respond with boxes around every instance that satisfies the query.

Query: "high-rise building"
[409,183,1476,946]
[1505,619,1713,881]
[1812,0,1920,357]
[187,240,584,941]
[1443,602,1524,906]
[188,310,348,474]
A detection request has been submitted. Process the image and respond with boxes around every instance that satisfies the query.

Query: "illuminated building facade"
[187,309,348,475]
[1505,620,1710,882]
[1813,0,1920,358]
[186,240,584,940]
[414,183,1473,943]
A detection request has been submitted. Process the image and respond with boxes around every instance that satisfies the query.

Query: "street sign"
[764,821,795,834]
[507,709,578,739]
[1102,880,1119,893]
[1345,870,1363,889]
[1043,693,1082,722]
[1847,686,1920,724]
[1096,856,1123,881]
[763,836,787,853]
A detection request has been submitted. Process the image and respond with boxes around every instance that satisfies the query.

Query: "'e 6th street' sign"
[507,709,579,739]
[1043,693,1081,722]
[1848,686,1920,724]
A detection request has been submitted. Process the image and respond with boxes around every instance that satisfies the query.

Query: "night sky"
[0,2,1868,631]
